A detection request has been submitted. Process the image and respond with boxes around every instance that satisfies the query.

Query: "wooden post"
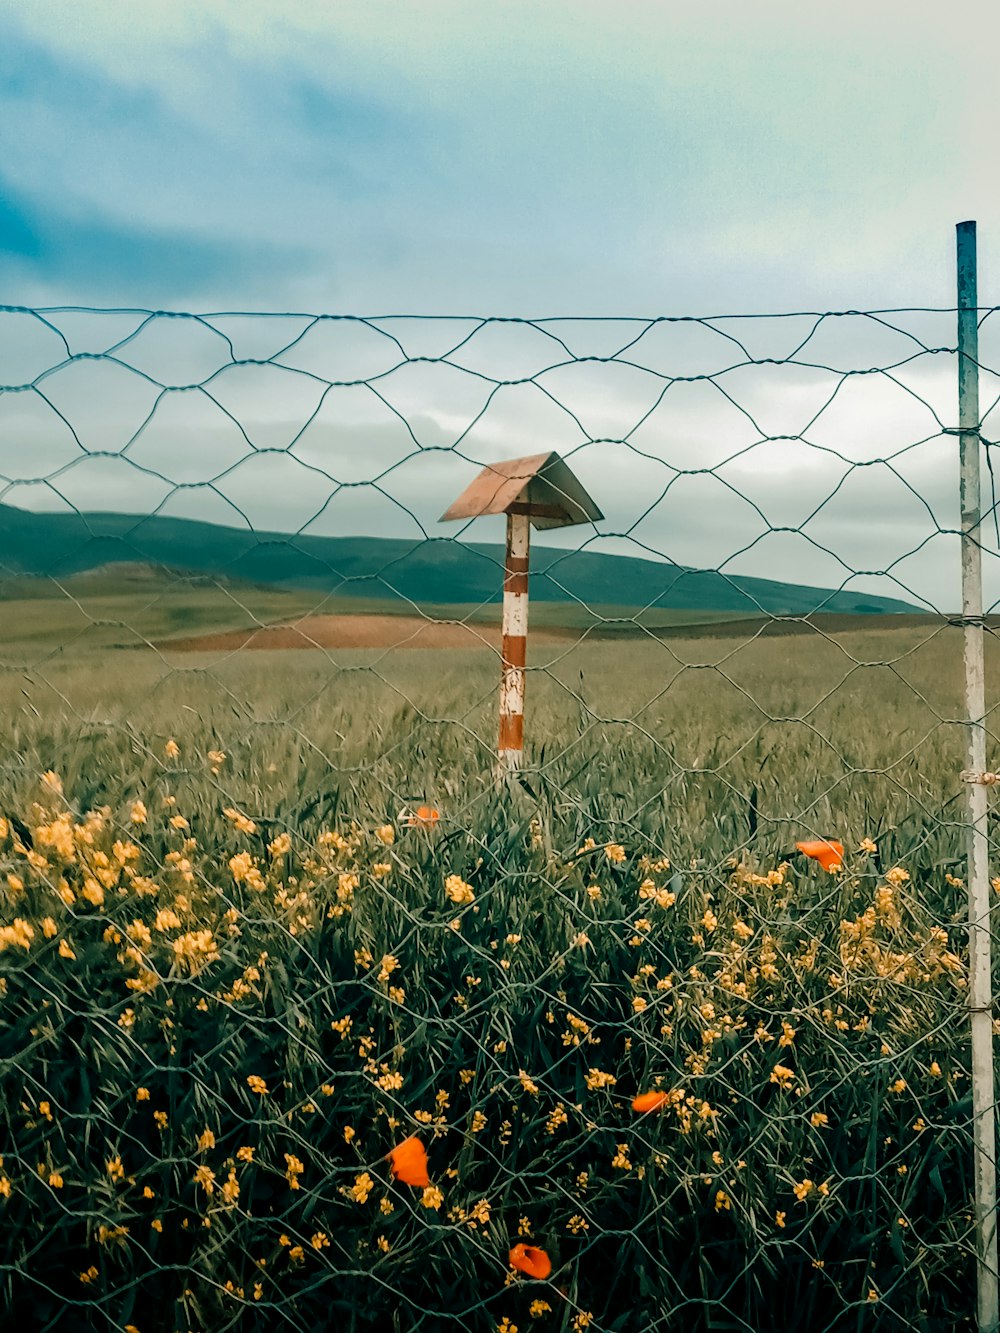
[497,508,530,781]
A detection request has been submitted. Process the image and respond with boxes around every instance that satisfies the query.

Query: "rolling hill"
[0,503,918,617]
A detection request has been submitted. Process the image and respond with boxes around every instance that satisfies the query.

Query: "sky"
[1,1,999,612]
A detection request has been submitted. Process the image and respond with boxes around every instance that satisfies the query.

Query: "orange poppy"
[794,838,844,873]
[386,1136,430,1187]
[509,1243,552,1279]
[632,1091,669,1113]
[406,805,440,827]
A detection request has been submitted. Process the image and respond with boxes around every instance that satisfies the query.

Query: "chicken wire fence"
[0,230,998,1331]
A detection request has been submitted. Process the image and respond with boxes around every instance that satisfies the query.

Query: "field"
[0,585,993,1332]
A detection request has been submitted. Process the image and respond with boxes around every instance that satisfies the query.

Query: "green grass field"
[0,586,991,1331]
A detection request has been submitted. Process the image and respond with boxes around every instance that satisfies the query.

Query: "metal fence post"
[957,217,1000,1333]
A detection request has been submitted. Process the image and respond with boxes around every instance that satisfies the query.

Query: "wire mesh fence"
[0,255,998,1330]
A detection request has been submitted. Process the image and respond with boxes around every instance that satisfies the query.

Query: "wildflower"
[793,1179,814,1202]
[530,1301,552,1318]
[611,1143,632,1170]
[387,1136,430,1187]
[246,1075,268,1096]
[194,1164,215,1195]
[810,1112,830,1128]
[406,805,440,827]
[106,1156,125,1182]
[350,1173,374,1203]
[237,1146,254,1163]
[509,1243,552,1279]
[197,1128,215,1151]
[130,801,147,824]
[164,739,180,759]
[421,1185,444,1209]
[605,843,625,864]
[375,824,395,845]
[519,1071,540,1096]
[268,832,292,858]
[858,837,877,853]
[775,1210,786,1228]
[445,874,475,905]
[223,807,257,836]
[585,1068,616,1091]
[58,939,76,960]
[284,1154,304,1189]
[310,1232,330,1250]
[714,1190,731,1212]
[770,1064,796,1091]
[632,1091,669,1114]
[794,839,844,872]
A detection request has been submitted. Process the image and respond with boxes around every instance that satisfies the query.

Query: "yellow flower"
[223,807,258,835]
[197,1128,216,1151]
[421,1185,444,1210]
[604,843,625,864]
[284,1153,305,1189]
[518,1070,540,1096]
[810,1112,829,1128]
[136,1088,150,1102]
[130,801,147,824]
[793,1179,814,1202]
[246,1075,268,1096]
[585,1068,616,1091]
[237,1146,255,1163]
[164,739,180,759]
[58,939,76,960]
[775,1211,786,1228]
[714,1190,731,1212]
[310,1232,330,1250]
[106,1156,125,1182]
[375,824,395,845]
[193,1164,215,1195]
[770,1064,795,1091]
[444,874,475,905]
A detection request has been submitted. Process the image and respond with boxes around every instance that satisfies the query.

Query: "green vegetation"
[0,501,919,616]
[0,610,989,1331]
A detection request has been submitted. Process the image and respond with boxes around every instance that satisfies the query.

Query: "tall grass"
[0,621,992,1330]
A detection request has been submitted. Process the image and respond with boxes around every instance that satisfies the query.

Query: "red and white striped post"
[498,507,531,780]
[438,452,602,791]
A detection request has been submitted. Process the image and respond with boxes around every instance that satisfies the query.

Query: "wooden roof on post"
[438,451,603,530]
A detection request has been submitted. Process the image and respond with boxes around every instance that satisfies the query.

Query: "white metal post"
[497,508,530,782]
[958,218,999,1333]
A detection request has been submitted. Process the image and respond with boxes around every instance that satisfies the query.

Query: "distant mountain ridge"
[0,503,918,617]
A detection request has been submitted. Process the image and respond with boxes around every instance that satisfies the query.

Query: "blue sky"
[2,0,996,314]
[0,2,997,612]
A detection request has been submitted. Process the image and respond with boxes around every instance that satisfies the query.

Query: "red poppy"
[386,1136,430,1187]
[632,1091,669,1113]
[509,1243,552,1279]
[795,838,844,873]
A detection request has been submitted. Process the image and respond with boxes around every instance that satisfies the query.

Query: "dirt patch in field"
[161,613,576,653]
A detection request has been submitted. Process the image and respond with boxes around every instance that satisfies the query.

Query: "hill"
[0,503,918,617]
